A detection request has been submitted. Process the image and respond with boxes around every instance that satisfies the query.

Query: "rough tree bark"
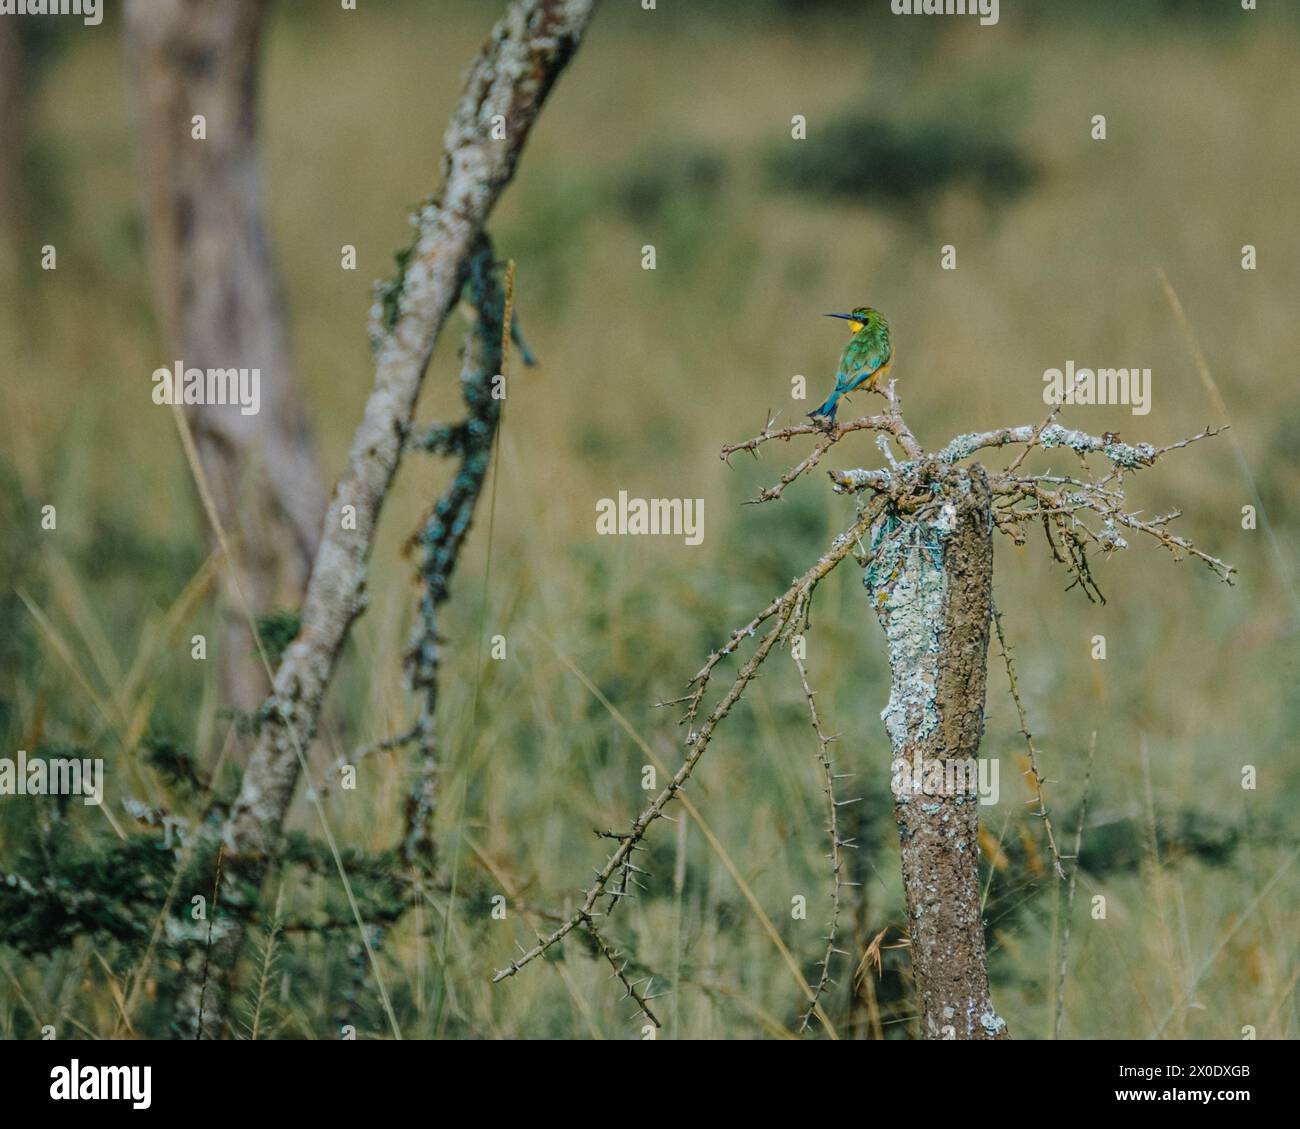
[125,0,325,712]
[172,0,601,1038]
[866,465,1007,1039]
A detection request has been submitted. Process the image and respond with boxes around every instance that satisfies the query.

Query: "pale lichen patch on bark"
[867,513,946,756]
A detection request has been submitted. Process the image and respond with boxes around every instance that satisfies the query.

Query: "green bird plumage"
[809,306,892,424]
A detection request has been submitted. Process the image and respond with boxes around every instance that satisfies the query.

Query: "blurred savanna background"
[1,0,1297,1040]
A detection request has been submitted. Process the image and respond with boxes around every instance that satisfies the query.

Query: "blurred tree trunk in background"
[0,18,30,269]
[125,0,324,714]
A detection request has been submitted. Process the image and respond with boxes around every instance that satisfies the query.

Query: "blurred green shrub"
[616,149,726,224]
[768,112,1036,212]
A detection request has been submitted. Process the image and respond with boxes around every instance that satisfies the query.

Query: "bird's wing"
[836,338,888,390]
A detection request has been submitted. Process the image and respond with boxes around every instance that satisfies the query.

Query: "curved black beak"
[824,312,856,321]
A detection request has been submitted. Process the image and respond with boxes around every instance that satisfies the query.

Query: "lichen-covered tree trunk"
[866,465,1008,1039]
[125,0,324,712]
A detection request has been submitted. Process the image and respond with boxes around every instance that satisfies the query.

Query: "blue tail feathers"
[808,390,839,423]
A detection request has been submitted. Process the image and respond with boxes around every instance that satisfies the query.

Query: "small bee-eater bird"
[808,306,892,424]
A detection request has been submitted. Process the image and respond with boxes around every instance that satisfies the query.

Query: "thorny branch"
[993,604,1066,880]
[587,927,664,1028]
[792,646,856,1032]
[721,381,923,496]
[1054,730,1096,1039]
[491,498,887,1012]
[830,415,1234,593]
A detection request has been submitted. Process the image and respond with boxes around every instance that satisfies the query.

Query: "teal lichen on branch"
[404,235,505,694]
[370,209,427,347]
[389,233,509,874]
